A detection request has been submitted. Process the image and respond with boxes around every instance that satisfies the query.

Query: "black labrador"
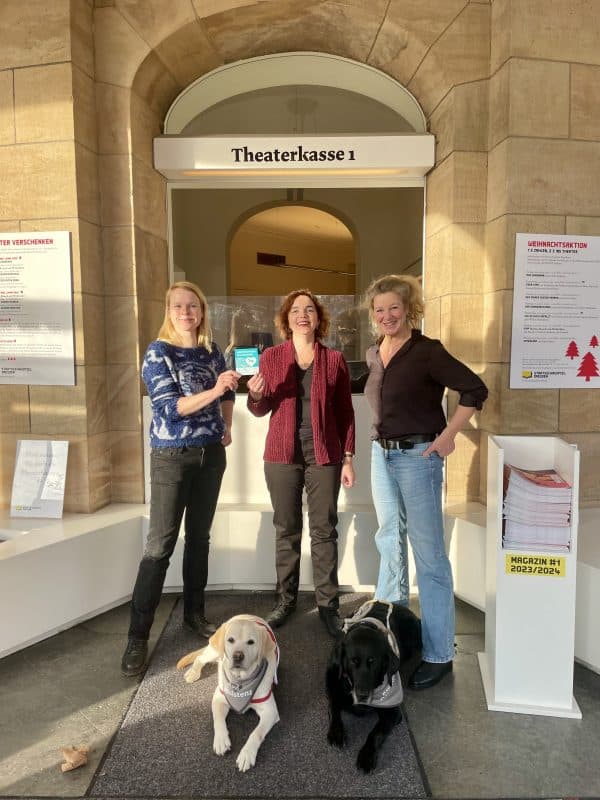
[325,600,422,773]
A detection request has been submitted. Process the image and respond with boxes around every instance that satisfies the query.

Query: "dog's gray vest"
[342,600,404,708]
[221,659,269,713]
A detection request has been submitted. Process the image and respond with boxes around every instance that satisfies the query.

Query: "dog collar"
[355,670,404,709]
[342,600,400,658]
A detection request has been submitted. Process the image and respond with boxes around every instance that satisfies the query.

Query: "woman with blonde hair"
[121,281,240,676]
[363,274,487,689]
[247,289,355,637]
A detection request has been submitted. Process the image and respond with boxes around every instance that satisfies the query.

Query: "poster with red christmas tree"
[590,335,599,348]
[565,341,579,359]
[577,352,599,382]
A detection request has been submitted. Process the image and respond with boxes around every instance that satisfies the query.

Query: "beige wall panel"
[110,430,145,503]
[0,221,19,232]
[154,22,223,88]
[105,295,140,364]
[505,139,600,217]
[510,0,600,65]
[70,0,95,79]
[0,70,15,145]
[132,159,167,239]
[0,0,69,71]
[130,94,162,168]
[368,0,467,86]
[560,390,600,433]
[75,143,100,226]
[107,364,142,431]
[96,83,132,155]
[0,386,30,434]
[135,228,169,302]
[0,433,23,508]
[571,64,600,142]
[498,365,559,433]
[427,152,487,238]
[29,367,87,436]
[131,51,180,119]
[442,294,485,363]
[566,217,600,236]
[490,0,509,73]
[139,299,166,357]
[408,3,490,115]
[73,66,98,152]
[94,6,150,87]
[482,288,511,363]
[508,59,569,139]
[0,142,77,220]
[426,157,453,238]
[74,292,107,367]
[14,63,74,143]
[563,433,600,505]
[63,436,90,513]
[484,214,564,292]
[478,361,502,432]
[445,430,482,503]
[99,154,134,227]
[85,365,110,436]
[114,0,196,48]
[424,226,452,298]
[103,226,136,296]
[486,139,508,223]
[430,80,489,163]
[201,1,385,65]
[449,223,485,294]
[488,62,509,149]
[87,431,112,511]
[193,0,281,17]
[422,295,441,340]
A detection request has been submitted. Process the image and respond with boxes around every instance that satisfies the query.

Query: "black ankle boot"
[183,613,218,638]
[121,637,148,677]
[318,606,343,638]
[265,599,296,628]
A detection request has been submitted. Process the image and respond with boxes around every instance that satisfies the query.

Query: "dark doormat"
[90,591,429,799]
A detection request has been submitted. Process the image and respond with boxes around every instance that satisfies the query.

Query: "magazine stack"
[502,464,572,552]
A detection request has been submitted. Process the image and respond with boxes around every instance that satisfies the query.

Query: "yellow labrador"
[176,614,279,772]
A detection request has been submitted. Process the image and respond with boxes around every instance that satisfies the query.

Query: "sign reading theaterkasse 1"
[510,233,600,388]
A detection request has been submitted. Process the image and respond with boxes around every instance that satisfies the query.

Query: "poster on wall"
[510,233,600,388]
[0,231,75,385]
[10,440,69,519]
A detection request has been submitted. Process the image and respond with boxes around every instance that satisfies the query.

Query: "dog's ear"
[259,624,277,660]
[208,622,227,657]
[328,638,346,679]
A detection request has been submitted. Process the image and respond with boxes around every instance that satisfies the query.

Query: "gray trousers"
[264,437,342,609]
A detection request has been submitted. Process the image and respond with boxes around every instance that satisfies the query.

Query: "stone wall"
[0,0,598,510]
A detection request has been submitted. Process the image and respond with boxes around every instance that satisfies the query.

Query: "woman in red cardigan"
[247,290,355,637]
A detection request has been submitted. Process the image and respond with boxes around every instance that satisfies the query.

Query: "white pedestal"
[478,435,581,719]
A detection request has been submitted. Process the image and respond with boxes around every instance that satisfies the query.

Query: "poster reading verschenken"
[510,233,600,389]
[0,231,74,385]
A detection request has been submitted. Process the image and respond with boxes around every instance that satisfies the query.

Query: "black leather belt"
[377,435,435,450]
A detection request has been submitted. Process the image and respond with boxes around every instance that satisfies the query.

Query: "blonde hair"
[157,281,212,348]
[363,274,424,338]
[275,289,330,340]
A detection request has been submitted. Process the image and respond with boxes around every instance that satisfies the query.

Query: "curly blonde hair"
[363,274,423,337]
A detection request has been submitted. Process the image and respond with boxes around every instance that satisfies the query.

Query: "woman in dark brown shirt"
[363,274,487,690]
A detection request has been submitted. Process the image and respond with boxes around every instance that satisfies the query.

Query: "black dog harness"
[342,600,404,708]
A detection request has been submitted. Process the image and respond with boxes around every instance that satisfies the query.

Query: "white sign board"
[10,440,69,518]
[0,231,75,385]
[510,233,600,388]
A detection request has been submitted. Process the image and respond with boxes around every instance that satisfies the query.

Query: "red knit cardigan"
[247,339,355,465]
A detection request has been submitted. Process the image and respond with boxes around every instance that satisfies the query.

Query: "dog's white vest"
[219,618,279,713]
[342,600,404,708]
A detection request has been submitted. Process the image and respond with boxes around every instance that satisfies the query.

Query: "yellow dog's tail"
[176,648,205,670]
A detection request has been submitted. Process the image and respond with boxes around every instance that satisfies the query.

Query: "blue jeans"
[371,440,454,663]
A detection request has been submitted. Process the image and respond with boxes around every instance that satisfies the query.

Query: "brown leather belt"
[377,435,435,450]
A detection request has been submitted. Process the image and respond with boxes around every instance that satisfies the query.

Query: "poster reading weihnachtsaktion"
[0,231,74,385]
[510,233,600,389]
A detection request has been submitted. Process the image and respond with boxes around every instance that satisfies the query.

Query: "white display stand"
[478,435,581,718]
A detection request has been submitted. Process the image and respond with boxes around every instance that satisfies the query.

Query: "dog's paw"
[213,731,231,756]
[184,666,202,683]
[327,720,346,749]
[236,743,258,772]
[356,743,378,773]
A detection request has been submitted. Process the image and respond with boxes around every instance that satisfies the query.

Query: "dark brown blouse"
[364,330,488,440]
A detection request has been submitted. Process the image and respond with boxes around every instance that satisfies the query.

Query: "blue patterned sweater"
[142,339,235,449]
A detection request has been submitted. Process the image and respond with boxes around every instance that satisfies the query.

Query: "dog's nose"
[232,651,244,664]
